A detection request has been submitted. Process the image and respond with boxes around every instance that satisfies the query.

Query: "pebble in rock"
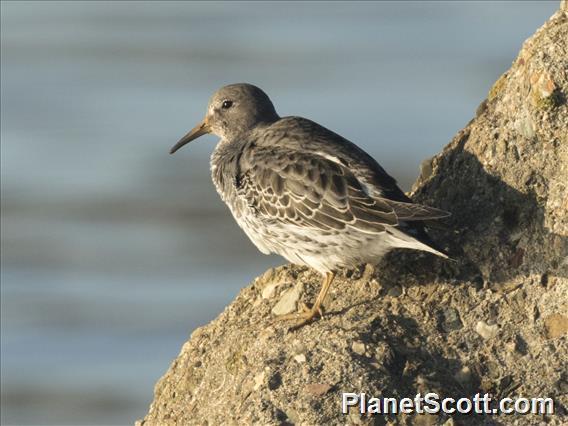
[271,285,302,316]
[475,320,499,340]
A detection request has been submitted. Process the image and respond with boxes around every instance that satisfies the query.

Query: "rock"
[475,321,499,340]
[267,372,282,390]
[419,157,434,182]
[454,366,472,385]
[387,285,402,297]
[293,354,306,363]
[557,374,568,393]
[438,307,463,332]
[304,383,332,397]
[261,281,279,299]
[271,283,302,315]
[351,341,366,356]
[544,313,568,338]
[253,371,265,391]
[139,5,568,425]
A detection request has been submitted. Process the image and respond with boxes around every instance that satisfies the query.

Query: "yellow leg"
[276,271,335,327]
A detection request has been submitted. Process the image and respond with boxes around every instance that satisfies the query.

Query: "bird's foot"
[274,302,323,329]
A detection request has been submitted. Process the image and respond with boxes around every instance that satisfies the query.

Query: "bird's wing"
[383,200,450,221]
[267,117,417,204]
[237,146,446,234]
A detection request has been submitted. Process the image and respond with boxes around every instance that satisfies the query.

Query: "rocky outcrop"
[138,4,567,425]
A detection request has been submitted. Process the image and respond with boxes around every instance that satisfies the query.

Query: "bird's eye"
[222,100,233,109]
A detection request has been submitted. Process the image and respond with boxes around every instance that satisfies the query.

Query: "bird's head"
[170,83,279,154]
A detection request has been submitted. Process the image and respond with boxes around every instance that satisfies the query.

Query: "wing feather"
[238,148,409,234]
[238,144,450,236]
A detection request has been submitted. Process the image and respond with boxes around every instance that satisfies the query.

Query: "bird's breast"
[210,142,248,214]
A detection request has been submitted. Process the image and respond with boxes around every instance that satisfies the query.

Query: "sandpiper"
[170,83,449,326]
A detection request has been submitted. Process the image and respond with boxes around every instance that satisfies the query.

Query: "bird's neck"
[210,139,243,203]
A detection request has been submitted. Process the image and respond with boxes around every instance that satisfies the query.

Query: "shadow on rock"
[409,130,567,289]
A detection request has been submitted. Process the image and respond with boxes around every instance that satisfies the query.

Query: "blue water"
[1,1,558,424]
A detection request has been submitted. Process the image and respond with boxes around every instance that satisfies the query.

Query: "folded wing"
[237,147,448,234]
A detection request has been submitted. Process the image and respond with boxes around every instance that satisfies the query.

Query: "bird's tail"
[390,224,452,260]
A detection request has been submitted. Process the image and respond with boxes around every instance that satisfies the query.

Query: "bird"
[170,83,449,327]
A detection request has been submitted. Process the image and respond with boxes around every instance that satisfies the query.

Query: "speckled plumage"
[171,83,449,323]
[196,84,449,273]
